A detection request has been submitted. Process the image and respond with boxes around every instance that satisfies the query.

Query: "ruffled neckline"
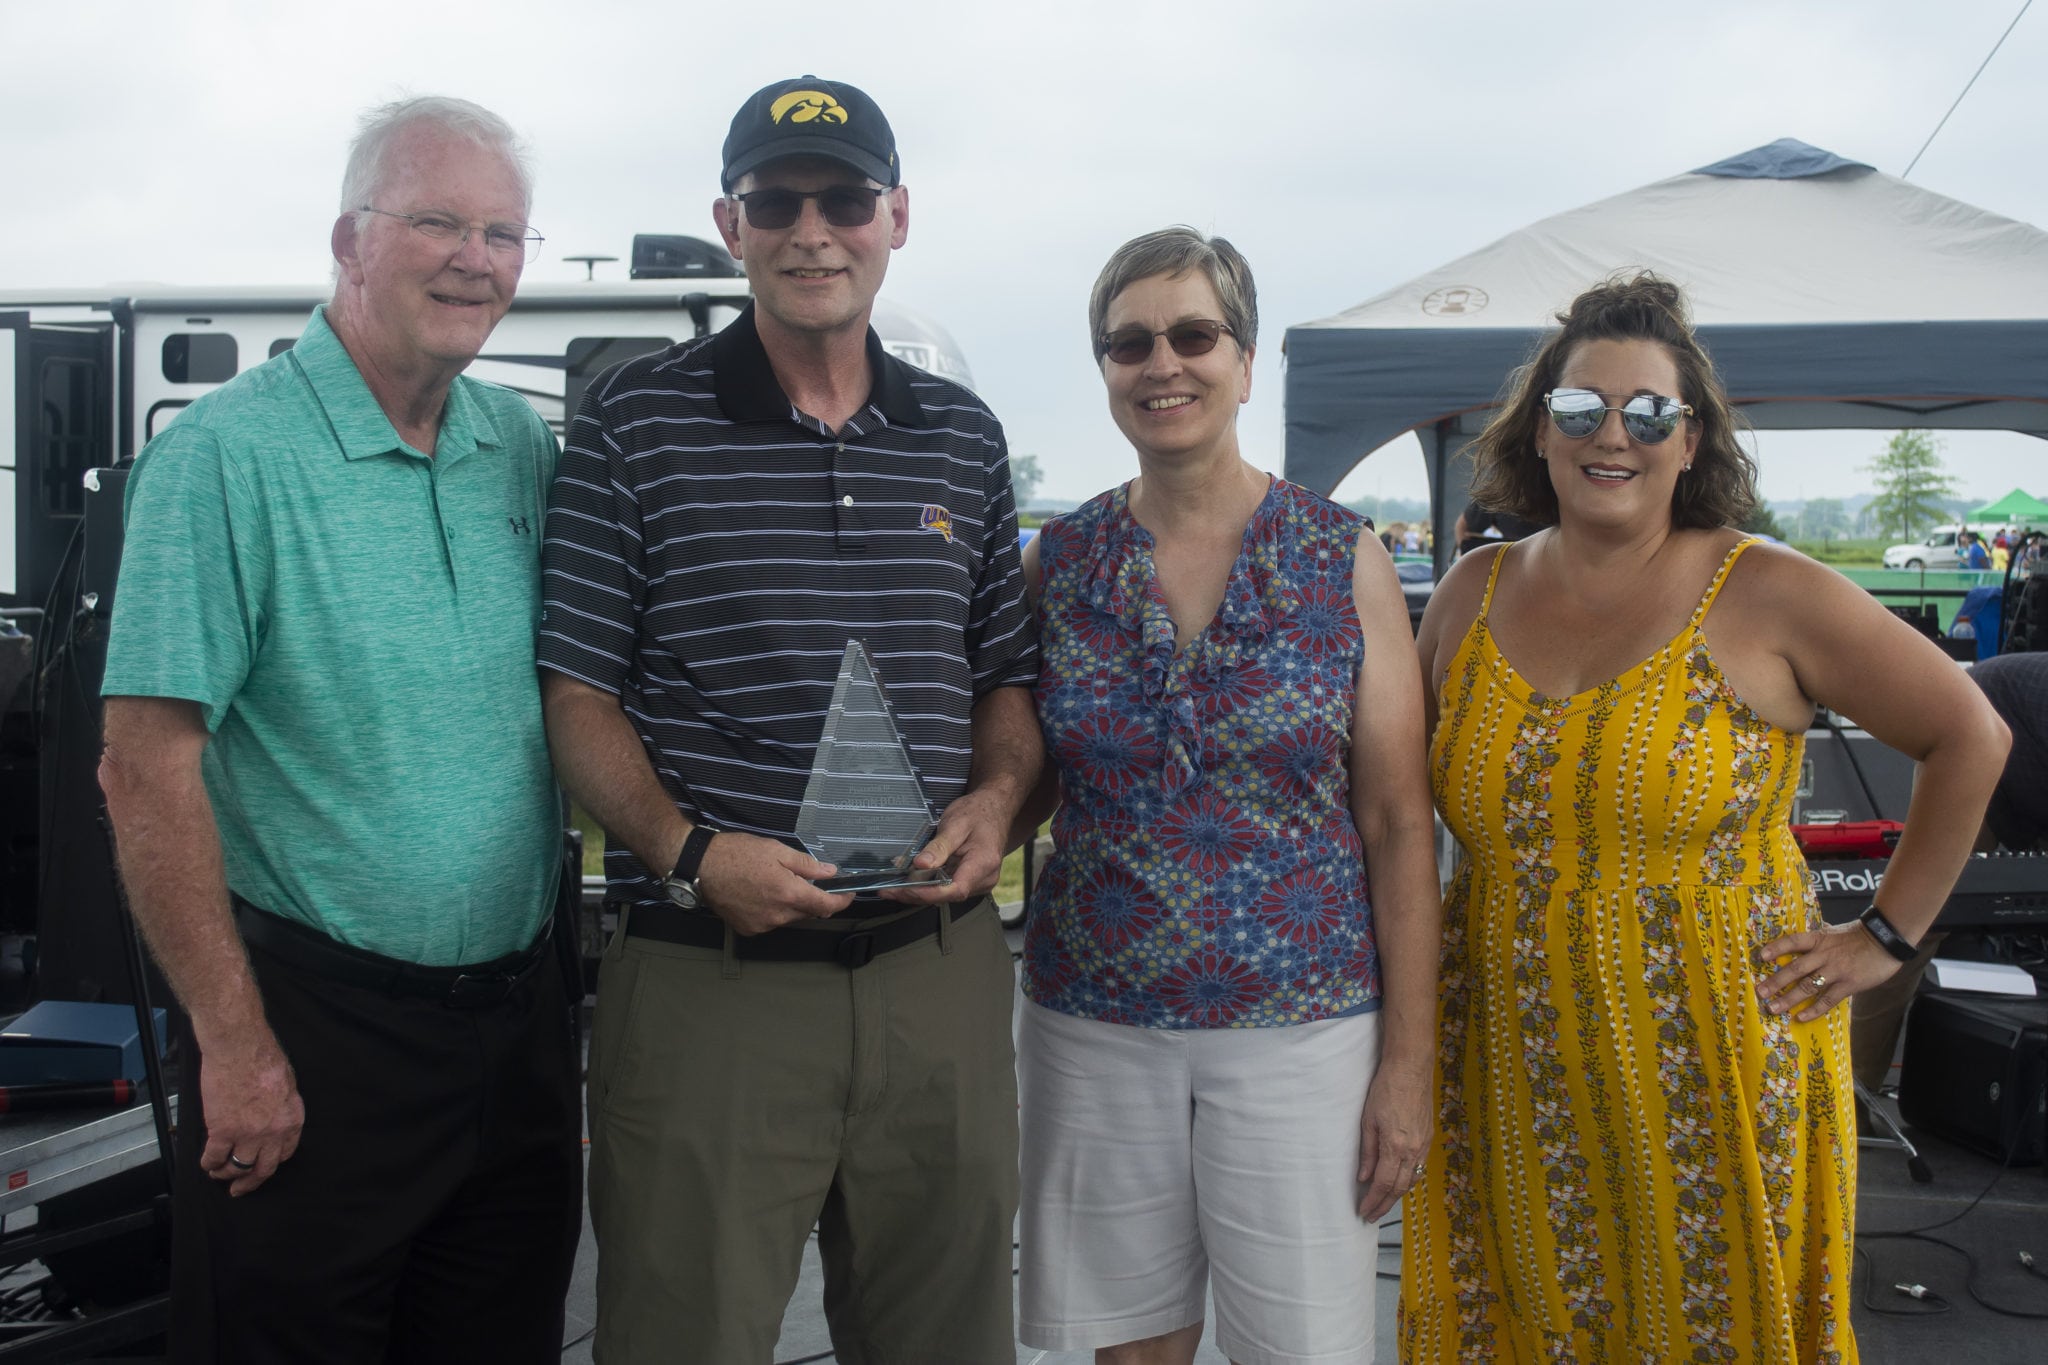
[1075,476,1286,791]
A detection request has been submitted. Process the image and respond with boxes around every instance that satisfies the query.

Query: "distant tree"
[1382,497,1432,526]
[1799,497,1850,541]
[1741,503,1788,540]
[1009,453,1043,509]
[1864,430,1956,542]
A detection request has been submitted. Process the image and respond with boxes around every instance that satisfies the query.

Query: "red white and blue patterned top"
[1023,477,1381,1029]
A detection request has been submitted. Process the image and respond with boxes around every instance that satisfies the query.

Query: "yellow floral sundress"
[1400,539,1856,1364]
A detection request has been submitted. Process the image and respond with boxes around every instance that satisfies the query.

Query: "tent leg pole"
[1431,420,1454,577]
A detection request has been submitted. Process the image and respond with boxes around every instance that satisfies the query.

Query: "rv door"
[1,312,22,601]
[6,324,112,611]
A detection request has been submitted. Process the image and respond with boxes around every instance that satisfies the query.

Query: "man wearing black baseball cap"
[542,76,1039,1361]
[719,75,900,191]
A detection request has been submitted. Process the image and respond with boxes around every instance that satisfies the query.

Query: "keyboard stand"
[1855,1080,1933,1183]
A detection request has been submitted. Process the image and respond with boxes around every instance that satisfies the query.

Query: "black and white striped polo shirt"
[539,305,1039,902]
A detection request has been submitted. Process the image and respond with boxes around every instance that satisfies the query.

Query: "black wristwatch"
[1857,903,1920,964]
[660,826,718,910]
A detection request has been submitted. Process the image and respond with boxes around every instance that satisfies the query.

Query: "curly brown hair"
[1465,273,1758,530]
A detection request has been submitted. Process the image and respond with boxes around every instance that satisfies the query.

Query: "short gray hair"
[339,95,533,219]
[1087,227,1258,361]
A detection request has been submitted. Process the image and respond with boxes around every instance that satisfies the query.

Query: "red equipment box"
[1792,819,1904,860]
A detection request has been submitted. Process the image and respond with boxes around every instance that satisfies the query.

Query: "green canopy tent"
[1972,488,2048,522]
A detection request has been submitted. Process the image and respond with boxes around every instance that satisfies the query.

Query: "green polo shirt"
[103,307,560,965]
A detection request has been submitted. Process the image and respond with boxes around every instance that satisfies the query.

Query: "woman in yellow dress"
[1401,274,2009,1363]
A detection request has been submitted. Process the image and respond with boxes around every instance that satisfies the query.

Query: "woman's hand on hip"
[1756,921,1903,1024]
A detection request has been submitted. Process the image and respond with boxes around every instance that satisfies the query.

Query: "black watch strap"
[1857,904,1920,963]
[671,825,717,885]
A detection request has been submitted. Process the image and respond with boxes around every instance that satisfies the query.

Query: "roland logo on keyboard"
[1808,865,1885,895]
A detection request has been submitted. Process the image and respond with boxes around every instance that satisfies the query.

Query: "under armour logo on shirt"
[509,516,532,534]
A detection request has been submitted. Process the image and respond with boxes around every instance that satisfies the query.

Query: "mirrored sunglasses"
[1097,319,1233,366]
[730,185,885,230]
[1544,388,1694,444]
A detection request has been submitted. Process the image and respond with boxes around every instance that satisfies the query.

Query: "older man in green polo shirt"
[98,96,580,1363]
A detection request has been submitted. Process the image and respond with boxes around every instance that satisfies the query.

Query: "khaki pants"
[587,901,1019,1364]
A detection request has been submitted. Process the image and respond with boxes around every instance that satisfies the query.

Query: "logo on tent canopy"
[1421,286,1489,317]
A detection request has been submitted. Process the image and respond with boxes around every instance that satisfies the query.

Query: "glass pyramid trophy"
[793,640,949,893]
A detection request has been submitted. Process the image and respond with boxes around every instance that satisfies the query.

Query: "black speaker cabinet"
[1899,990,2048,1164]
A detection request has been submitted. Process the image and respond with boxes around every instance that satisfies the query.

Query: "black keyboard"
[1808,852,2048,930]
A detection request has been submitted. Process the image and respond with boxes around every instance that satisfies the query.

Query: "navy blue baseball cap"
[722,75,899,192]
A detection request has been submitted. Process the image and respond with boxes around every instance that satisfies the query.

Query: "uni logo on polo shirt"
[769,91,847,126]
[920,504,954,543]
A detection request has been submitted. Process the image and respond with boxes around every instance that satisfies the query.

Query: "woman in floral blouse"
[1013,227,1441,1365]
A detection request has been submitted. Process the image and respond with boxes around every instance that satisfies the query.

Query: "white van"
[1882,527,1968,570]
[1881,523,2007,570]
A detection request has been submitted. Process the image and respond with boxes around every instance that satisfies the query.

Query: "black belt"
[232,898,551,1008]
[625,898,987,968]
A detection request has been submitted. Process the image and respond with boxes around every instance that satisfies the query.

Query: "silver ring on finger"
[226,1153,255,1171]
[1413,1164,1426,1178]
[1805,974,1828,993]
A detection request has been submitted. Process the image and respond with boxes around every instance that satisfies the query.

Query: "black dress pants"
[169,935,582,1364]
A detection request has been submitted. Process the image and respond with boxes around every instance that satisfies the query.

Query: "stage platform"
[553,931,2048,1364]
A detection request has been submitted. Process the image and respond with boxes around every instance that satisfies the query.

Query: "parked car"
[1395,557,1435,632]
[1883,527,1967,570]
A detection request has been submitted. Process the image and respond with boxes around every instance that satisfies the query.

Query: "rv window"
[162,333,239,384]
[270,339,295,358]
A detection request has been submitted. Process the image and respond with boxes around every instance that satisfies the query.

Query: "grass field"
[1789,537,1883,566]
[572,806,605,877]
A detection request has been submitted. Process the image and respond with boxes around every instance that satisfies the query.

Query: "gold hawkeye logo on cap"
[769,91,847,125]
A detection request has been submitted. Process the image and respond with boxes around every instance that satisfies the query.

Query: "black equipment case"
[1898,990,2048,1164]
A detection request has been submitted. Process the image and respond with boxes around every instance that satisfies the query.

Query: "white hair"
[338,95,533,219]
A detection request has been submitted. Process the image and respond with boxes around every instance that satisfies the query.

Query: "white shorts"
[1016,1000,1383,1365]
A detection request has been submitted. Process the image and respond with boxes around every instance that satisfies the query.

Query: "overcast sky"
[4,0,2043,508]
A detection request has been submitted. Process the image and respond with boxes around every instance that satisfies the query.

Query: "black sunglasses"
[729,185,885,230]
[1097,319,1234,366]
[1544,388,1694,445]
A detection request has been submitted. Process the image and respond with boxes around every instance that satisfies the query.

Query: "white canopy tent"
[1282,139,2048,562]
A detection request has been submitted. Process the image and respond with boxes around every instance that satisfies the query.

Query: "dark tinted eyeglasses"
[1543,388,1694,444]
[1096,319,1234,366]
[729,185,885,230]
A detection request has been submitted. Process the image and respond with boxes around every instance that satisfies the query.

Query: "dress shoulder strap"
[1476,541,1513,620]
[1687,536,1762,629]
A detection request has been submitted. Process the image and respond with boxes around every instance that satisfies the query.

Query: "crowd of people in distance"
[1979,526,2048,574]
[95,77,2013,1365]
[1378,520,1434,556]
